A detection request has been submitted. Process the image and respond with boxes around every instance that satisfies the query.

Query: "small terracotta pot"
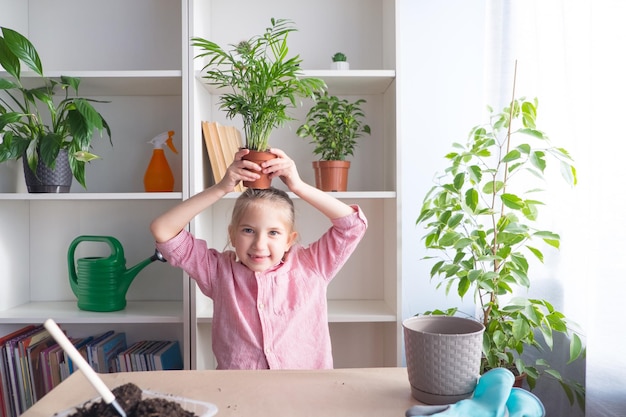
[513,372,527,388]
[242,150,276,189]
[313,160,350,192]
[482,365,526,388]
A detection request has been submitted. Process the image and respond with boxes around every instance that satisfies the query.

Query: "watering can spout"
[67,236,166,312]
[122,249,167,291]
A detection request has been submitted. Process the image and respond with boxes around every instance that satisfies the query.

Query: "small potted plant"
[296,91,370,191]
[415,96,585,409]
[0,27,112,192]
[192,18,326,189]
[331,52,349,70]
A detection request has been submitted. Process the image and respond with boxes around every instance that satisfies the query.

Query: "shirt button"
[265,347,271,354]
[258,303,264,310]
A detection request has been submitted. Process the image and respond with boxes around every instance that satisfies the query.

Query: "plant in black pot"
[0,27,111,192]
[192,18,326,189]
[415,96,585,409]
[296,91,370,191]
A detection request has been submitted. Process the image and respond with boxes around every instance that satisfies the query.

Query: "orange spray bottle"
[144,130,178,192]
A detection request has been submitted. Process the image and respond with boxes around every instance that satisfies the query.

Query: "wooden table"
[22,367,420,417]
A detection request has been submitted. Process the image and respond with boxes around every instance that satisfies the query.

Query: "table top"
[23,367,420,417]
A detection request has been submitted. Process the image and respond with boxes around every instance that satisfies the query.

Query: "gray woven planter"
[23,149,73,193]
[403,315,485,405]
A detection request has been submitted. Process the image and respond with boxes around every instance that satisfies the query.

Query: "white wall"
[582,2,626,415]
[398,0,487,321]
[0,1,28,33]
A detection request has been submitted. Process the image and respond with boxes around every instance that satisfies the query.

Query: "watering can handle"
[67,236,125,286]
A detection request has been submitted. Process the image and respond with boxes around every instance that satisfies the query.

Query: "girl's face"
[230,200,297,272]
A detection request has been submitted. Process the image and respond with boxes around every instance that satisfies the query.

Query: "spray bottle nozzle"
[149,130,178,154]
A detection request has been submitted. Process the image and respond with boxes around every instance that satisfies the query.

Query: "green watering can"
[67,235,166,312]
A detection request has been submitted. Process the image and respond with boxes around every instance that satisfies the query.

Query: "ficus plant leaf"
[416,97,585,409]
[501,193,525,210]
[502,149,521,163]
[468,165,482,184]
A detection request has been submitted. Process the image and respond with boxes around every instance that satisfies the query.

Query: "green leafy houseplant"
[296,91,370,161]
[330,52,349,70]
[332,52,347,63]
[0,27,111,189]
[192,18,326,152]
[416,97,585,407]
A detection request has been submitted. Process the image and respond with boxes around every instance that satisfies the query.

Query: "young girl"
[150,148,367,370]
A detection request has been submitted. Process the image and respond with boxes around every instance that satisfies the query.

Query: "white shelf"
[217,191,396,200]
[302,70,396,95]
[0,192,183,201]
[196,69,395,96]
[1,70,182,96]
[0,301,184,324]
[328,300,397,322]
[196,300,396,324]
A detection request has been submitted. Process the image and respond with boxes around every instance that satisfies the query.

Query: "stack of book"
[116,340,183,372]
[0,325,183,417]
[202,121,245,192]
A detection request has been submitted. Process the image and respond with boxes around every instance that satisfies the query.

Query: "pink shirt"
[156,206,367,370]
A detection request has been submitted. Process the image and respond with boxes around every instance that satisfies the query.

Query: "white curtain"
[487,1,626,416]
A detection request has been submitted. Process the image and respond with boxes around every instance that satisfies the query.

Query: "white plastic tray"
[55,389,218,417]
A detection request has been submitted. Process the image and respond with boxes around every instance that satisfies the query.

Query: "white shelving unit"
[0,0,190,368]
[0,0,402,378]
[188,0,400,369]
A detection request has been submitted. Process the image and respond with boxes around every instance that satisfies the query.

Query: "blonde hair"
[229,187,296,234]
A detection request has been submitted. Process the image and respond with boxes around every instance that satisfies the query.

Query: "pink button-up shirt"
[156,205,367,370]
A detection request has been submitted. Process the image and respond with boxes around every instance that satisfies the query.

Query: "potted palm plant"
[296,91,370,191]
[0,27,111,192]
[415,96,585,408]
[192,18,326,189]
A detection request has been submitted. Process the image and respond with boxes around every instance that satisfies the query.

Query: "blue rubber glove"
[405,368,513,417]
[406,368,543,417]
[506,388,545,417]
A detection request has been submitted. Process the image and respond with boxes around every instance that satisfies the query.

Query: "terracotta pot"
[514,372,527,388]
[242,150,276,189]
[313,160,350,192]
[482,365,527,388]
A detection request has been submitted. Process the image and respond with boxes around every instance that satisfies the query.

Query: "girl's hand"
[264,148,355,220]
[263,148,304,191]
[217,149,261,192]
